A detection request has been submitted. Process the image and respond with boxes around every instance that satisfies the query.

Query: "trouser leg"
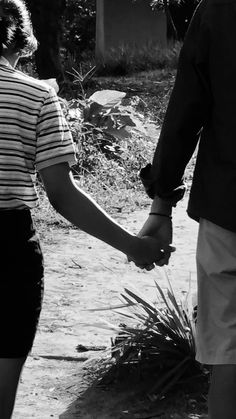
[209,364,236,419]
[0,357,26,419]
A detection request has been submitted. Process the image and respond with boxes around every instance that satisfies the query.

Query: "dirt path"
[13,198,201,419]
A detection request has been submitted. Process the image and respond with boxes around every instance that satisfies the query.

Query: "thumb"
[164,244,176,253]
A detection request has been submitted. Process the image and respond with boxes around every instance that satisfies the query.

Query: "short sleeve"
[35,88,77,171]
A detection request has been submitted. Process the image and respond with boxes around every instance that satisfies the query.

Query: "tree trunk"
[26,0,66,83]
[163,0,178,41]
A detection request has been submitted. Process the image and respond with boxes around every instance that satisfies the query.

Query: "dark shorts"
[0,210,44,358]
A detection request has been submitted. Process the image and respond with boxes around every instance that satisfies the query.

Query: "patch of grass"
[97,42,181,76]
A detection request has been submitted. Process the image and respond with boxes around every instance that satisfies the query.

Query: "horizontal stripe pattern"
[0,63,76,209]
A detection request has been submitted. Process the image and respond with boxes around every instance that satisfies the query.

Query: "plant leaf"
[89,90,126,108]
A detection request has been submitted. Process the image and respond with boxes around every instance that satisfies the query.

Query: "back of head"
[0,0,37,57]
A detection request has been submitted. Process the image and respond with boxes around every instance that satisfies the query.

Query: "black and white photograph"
[0,0,233,418]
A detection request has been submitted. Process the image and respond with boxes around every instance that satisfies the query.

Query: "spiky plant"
[88,271,207,399]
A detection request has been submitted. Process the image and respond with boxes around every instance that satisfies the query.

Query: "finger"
[155,254,171,266]
[155,258,167,267]
[135,263,155,271]
[161,253,171,264]
[145,263,155,271]
[136,264,148,269]
[134,262,154,270]
[163,245,176,253]
[128,258,152,269]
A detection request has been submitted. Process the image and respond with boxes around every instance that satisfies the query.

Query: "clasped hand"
[128,213,175,271]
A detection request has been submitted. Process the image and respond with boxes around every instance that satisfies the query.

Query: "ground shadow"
[59,360,208,419]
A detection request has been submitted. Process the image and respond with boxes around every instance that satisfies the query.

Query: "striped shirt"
[0,57,76,210]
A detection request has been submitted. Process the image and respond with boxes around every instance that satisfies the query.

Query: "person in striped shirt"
[0,1,170,417]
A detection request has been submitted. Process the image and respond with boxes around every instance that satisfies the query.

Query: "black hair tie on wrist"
[149,212,172,219]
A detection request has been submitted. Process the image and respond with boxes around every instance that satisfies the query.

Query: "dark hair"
[0,0,37,56]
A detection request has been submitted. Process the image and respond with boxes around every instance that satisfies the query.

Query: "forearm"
[50,173,137,256]
[141,8,210,203]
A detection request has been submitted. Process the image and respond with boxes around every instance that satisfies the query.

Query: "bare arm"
[39,162,165,265]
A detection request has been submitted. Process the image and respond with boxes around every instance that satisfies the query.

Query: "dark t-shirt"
[141,0,236,232]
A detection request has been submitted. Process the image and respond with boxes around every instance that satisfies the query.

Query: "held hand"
[136,214,175,268]
[127,235,167,270]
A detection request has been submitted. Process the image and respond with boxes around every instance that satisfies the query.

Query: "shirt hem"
[196,354,236,365]
[36,154,77,171]
[187,206,236,234]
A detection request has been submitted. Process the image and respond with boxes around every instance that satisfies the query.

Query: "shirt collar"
[0,56,13,68]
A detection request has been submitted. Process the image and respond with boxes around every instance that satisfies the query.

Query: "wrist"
[126,235,141,259]
[149,212,172,219]
[151,196,173,216]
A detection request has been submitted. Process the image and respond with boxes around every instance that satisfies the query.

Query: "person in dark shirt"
[138,0,236,418]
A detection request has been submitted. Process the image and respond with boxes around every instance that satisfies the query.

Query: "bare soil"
[12,197,208,419]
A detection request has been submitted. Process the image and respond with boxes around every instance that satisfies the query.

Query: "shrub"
[66,89,154,183]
